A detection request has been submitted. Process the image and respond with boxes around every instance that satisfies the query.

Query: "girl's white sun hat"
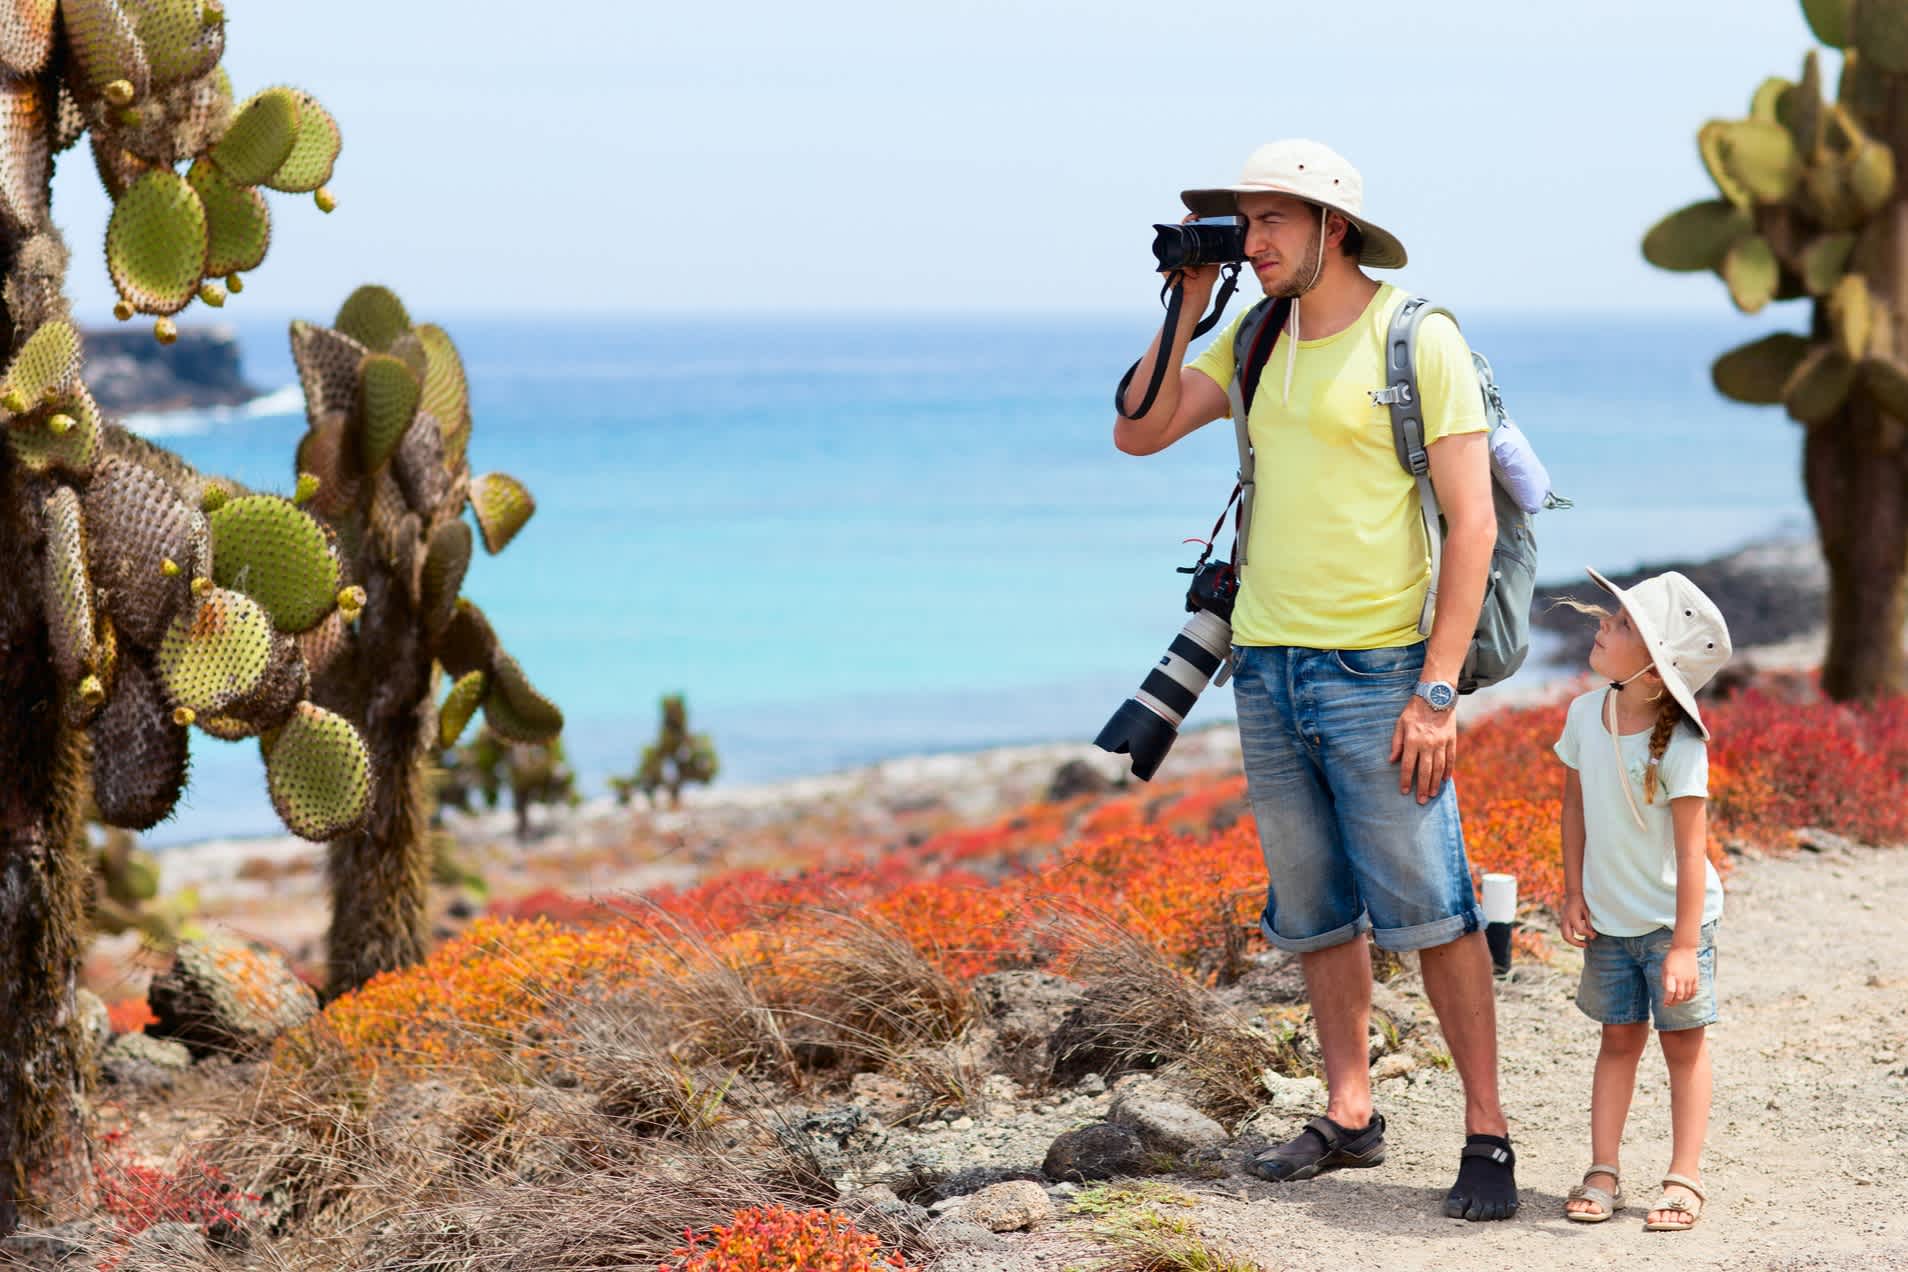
[1587,568,1733,738]
[1180,139,1408,270]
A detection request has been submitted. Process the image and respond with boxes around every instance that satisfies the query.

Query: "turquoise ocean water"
[139,311,1810,845]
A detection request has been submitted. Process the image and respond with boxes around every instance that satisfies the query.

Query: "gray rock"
[1222,951,1309,1007]
[1371,1053,1417,1082]
[1076,1072,1107,1095]
[1046,758,1116,801]
[1368,981,1421,1038]
[921,1215,1008,1253]
[1796,827,1862,854]
[81,325,260,414]
[0,1219,108,1269]
[117,1222,212,1271]
[971,970,1086,1087]
[147,937,317,1058]
[1041,1122,1144,1182]
[912,1165,1045,1206]
[75,990,112,1056]
[1108,1093,1227,1155]
[100,1032,193,1091]
[963,1180,1053,1232]
[1259,1071,1326,1114]
[849,1072,919,1124]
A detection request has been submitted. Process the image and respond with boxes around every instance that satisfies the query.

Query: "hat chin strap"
[1604,665,1656,832]
[1281,211,1330,406]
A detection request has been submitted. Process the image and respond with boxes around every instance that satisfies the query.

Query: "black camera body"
[1151,217,1247,272]
[1183,559,1238,621]
[1094,555,1239,781]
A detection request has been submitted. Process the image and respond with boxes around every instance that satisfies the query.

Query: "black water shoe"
[1443,1133,1519,1221]
[1249,1113,1386,1182]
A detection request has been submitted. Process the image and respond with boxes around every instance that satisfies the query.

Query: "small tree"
[1643,0,1908,699]
[614,694,719,808]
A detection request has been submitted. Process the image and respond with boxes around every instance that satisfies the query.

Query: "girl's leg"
[1567,1021,1649,1216]
[1652,1025,1711,1226]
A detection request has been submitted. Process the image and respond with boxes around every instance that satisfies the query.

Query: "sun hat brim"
[1586,567,1710,739]
[1178,184,1408,270]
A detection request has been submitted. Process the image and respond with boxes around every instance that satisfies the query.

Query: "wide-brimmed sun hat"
[1587,568,1733,739]
[1180,139,1407,270]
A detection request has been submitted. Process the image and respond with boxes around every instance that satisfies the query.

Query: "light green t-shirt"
[1554,689,1724,938]
[1186,283,1487,649]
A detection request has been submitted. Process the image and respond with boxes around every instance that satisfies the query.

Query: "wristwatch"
[1414,680,1458,711]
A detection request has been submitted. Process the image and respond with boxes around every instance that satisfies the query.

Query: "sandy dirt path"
[939,838,1908,1271]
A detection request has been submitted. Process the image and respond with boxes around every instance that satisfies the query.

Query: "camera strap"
[1225,295,1293,570]
[1114,264,1241,421]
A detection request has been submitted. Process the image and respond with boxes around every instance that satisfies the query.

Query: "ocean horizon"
[135,309,1813,846]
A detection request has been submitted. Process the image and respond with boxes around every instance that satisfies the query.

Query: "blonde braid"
[1642,695,1686,804]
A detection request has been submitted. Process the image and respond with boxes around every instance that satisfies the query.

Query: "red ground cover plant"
[105,998,157,1035]
[662,1205,920,1272]
[91,1130,254,1257]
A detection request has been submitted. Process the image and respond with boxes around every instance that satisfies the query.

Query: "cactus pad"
[294,411,362,518]
[296,608,349,680]
[208,87,301,186]
[1800,233,1857,294]
[1803,0,1852,46]
[262,89,339,193]
[0,0,58,75]
[1852,0,1908,71]
[7,388,102,478]
[357,353,419,470]
[437,598,498,678]
[88,649,188,831]
[91,133,154,200]
[1827,275,1875,361]
[2,319,82,413]
[106,169,209,315]
[483,652,563,744]
[334,285,411,353]
[187,157,270,277]
[469,472,534,553]
[81,454,201,647]
[1783,345,1857,425]
[1722,235,1779,313]
[1642,200,1752,273]
[394,409,449,517]
[1865,357,1908,421]
[216,631,308,731]
[421,519,471,639]
[290,320,370,422]
[41,486,96,685]
[1706,120,1802,204]
[61,0,152,98]
[1847,140,1896,218]
[438,670,486,749]
[263,701,371,841]
[1712,332,1813,405]
[208,494,343,633]
[156,586,276,715]
[0,75,49,235]
[1778,56,1824,152]
[120,0,222,87]
[415,324,472,462]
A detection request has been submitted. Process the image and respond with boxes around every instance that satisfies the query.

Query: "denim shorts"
[1230,644,1482,954]
[1576,921,1719,1031]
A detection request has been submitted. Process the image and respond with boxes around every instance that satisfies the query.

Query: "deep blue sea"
[140,310,1811,845]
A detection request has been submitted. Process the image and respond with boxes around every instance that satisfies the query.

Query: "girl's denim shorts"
[1576,920,1719,1031]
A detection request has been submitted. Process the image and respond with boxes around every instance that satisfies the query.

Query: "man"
[1113,139,1517,1221]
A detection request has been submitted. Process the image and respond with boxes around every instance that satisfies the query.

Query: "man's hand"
[1662,946,1700,1005]
[1166,213,1222,297]
[1389,694,1455,804]
[1559,894,1595,948]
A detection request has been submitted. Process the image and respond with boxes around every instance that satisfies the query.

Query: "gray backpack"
[1225,294,1567,694]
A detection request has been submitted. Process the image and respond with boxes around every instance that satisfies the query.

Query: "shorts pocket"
[1331,645,1426,679]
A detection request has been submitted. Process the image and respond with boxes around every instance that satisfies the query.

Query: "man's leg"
[1301,935,1374,1130]
[1418,931,1509,1137]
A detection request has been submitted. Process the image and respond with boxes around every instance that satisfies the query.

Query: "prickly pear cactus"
[612,694,718,809]
[1643,0,1908,699]
[0,0,352,1230]
[287,284,560,995]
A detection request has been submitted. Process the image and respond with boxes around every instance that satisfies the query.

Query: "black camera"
[1151,217,1246,272]
[1094,560,1239,781]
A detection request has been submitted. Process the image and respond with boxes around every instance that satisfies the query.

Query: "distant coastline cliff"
[81,324,260,415]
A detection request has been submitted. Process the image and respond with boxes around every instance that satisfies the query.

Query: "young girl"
[1552,568,1731,1231]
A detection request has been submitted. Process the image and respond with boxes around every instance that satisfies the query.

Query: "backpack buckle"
[1370,383,1413,408]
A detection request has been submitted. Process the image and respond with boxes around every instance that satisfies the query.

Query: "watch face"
[1426,683,1456,709]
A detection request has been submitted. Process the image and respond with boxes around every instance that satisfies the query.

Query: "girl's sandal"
[1642,1173,1706,1231]
[1564,1163,1622,1223]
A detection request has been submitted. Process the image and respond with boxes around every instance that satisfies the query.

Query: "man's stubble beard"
[1263,235,1324,300]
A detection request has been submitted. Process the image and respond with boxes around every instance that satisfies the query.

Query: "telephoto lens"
[1150,217,1247,272]
[1095,607,1232,781]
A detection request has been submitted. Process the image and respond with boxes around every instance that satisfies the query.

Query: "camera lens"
[1151,218,1246,272]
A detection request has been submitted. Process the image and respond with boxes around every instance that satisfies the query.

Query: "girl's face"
[1589,606,1656,685]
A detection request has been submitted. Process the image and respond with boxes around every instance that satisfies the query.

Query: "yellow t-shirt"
[1186,283,1487,650]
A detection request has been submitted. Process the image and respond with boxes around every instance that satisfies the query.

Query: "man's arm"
[1113,261,1231,454]
[1389,429,1495,802]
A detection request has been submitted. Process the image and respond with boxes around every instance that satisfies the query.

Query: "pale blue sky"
[51,0,1822,319]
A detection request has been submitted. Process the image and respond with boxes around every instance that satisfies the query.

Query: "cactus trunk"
[318,566,433,997]
[0,461,94,1235]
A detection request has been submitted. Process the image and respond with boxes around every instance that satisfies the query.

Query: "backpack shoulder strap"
[1372,294,1460,639]
[1225,296,1291,568]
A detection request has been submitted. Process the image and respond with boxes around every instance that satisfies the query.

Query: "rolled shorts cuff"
[1371,905,1484,953]
[1261,911,1371,954]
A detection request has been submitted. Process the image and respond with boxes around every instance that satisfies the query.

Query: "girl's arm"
[1559,768,1593,946]
[1662,795,1709,1004]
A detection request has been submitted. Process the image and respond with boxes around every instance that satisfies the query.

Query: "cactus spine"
[289,285,559,996]
[0,0,356,1230]
[1644,0,1908,698]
